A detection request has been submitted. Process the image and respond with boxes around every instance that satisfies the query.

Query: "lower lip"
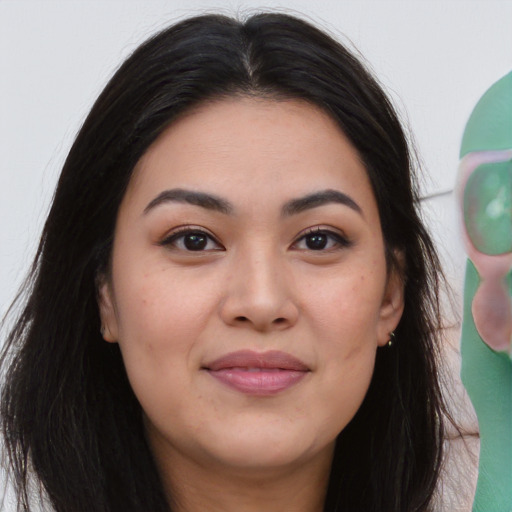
[206,368,307,395]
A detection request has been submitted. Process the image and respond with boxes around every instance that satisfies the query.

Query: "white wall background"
[1,0,512,318]
[0,1,511,509]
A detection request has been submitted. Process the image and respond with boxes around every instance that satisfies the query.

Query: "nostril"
[273,318,286,324]
[235,316,248,322]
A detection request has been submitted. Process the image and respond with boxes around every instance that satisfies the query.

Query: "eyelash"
[158,226,224,252]
[292,227,352,252]
[158,226,351,253]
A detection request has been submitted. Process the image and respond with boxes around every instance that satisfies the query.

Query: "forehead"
[123,97,376,214]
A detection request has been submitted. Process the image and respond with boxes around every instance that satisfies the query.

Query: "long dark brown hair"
[1,12,447,511]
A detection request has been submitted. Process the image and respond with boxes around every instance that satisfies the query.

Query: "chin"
[198,423,336,473]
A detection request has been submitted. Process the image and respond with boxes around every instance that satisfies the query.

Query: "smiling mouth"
[203,350,310,395]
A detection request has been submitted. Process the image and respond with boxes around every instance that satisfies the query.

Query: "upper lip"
[204,350,310,372]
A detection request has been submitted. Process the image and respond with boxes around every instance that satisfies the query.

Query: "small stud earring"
[387,331,395,347]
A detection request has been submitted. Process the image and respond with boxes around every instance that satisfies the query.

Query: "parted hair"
[1,12,447,512]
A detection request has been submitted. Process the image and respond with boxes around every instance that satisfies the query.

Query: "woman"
[1,12,448,512]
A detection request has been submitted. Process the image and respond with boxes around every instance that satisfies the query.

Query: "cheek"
[305,267,385,342]
[115,264,220,343]
[301,267,384,429]
[307,331,376,444]
[111,270,218,403]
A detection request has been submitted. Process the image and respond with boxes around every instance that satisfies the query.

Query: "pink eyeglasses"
[456,149,512,355]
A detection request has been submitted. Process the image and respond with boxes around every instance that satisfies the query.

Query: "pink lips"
[204,350,309,395]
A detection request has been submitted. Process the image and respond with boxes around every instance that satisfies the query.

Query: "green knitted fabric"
[461,261,512,511]
[460,71,512,158]
[460,71,512,511]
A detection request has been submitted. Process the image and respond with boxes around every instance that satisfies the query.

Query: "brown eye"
[304,233,329,250]
[160,229,223,252]
[183,233,209,251]
[293,228,351,251]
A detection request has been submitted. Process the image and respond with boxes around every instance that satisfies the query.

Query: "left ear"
[376,254,405,347]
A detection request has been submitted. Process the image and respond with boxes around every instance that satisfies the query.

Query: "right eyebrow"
[143,188,233,215]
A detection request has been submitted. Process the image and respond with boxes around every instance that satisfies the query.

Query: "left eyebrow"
[281,189,363,217]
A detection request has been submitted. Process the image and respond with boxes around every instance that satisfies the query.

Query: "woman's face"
[99,98,404,477]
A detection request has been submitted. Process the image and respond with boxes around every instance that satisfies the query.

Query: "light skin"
[99,97,404,512]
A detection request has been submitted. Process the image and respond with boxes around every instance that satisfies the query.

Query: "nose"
[219,248,299,332]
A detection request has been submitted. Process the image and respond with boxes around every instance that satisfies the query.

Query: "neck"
[155,444,333,512]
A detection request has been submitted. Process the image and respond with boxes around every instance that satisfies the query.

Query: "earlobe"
[97,277,119,343]
[377,260,405,347]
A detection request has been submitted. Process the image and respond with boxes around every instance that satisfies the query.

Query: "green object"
[460,71,512,158]
[461,261,512,511]
[464,161,512,255]
[459,70,512,511]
